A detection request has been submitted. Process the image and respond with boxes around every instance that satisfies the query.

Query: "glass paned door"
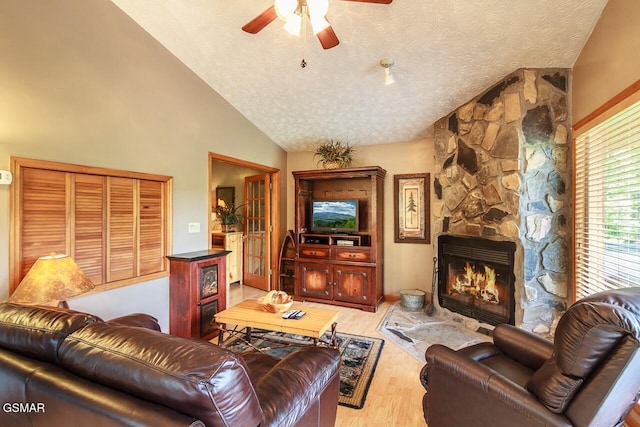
[243,173,270,290]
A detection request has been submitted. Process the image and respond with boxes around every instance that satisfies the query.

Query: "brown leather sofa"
[421,288,640,427]
[0,302,340,427]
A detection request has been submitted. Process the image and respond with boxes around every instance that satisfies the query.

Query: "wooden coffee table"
[215,299,339,348]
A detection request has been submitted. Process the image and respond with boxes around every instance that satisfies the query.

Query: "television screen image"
[312,200,358,232]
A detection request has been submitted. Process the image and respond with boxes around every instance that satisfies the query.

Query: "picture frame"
[394,173,430,244]
[215,186,235,212]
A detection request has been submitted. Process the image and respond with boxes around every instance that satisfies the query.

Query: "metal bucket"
[400,289,426,311]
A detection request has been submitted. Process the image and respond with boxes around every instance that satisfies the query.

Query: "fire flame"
[451,262,500,304]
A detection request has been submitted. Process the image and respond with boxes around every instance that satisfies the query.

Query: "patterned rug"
[377,302,490,362]
[225,330,384,409]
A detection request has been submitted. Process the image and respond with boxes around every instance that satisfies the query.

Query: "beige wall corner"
[573,0,640,124]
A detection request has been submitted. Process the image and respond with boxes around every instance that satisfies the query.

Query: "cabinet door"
[297,261,333,300]
[197,298,219,340]
[195,258,226,340]
[334,265,372,305]
[226,232,243,284]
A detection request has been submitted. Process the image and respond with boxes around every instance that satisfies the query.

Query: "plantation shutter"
[574,98,640,300]
[107,177,137,282]
[20,168,68,277]
[11,157,171,295]
[139,180,165,275]
[72,174,106,284]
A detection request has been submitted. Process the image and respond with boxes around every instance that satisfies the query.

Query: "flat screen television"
[311,199,359,233]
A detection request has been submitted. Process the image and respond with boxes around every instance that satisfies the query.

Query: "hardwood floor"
[626,404,640,427]
[229,284,640,426]
[227,283,427,427]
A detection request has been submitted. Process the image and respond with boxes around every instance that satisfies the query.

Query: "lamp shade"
[9,254,95,305]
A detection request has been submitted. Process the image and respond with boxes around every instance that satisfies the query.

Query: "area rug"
[377,302,490,362]
[225,330,384,409]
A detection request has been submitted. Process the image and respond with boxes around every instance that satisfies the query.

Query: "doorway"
[208,153,280,292]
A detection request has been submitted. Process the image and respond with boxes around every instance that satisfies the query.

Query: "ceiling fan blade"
[242,6,277,34]
[338,0,392,4]
[317,25,339,50]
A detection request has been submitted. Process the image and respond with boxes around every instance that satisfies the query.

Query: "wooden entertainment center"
[292,166,386,312]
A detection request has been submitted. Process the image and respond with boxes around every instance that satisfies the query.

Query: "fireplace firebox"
[438,235,516,326]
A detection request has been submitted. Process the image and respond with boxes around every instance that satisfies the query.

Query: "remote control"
[282,310,298,319]
[293,310,306,319]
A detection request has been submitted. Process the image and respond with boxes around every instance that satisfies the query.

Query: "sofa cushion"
[240,351,280,381]
[58,322,262,427]
[527,357,583,413]
[245,346,340,427]
[106,313,161,331]
[0,302,100,364]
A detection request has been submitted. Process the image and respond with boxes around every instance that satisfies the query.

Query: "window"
[574,85,640,300]
[10,157,172,295]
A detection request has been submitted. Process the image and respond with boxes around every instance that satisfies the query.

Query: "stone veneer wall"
[432,68,571,335]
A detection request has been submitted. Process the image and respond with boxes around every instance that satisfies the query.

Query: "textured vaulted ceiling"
[110,0,607,152]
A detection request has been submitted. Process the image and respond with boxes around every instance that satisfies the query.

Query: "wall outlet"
[0,170,12,185]
[188,222,200,233]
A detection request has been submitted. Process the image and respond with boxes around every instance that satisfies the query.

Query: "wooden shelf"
[299,232,370,247]
[278,230,296,295]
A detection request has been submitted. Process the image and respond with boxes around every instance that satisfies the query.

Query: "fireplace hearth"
[438,235,516,326]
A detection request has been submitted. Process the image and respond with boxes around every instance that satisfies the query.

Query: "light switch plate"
[0,170,12,185]
[188,222,200,233]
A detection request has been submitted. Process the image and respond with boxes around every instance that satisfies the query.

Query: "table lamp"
[9,253,95,308]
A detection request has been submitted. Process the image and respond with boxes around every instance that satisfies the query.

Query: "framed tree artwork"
[394,173,430,244]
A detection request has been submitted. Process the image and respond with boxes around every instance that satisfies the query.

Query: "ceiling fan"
[242,0,393,50]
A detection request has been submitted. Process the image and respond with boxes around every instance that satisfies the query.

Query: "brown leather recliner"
[421,288,640,427]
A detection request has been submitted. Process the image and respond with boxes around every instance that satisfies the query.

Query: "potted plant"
[216,202,244,232]
[314,140,355,169]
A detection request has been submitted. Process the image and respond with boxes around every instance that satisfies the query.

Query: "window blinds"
[574,99,640,300]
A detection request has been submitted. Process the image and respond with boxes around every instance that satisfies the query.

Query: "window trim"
[572,79,640,302]
[9,157,173,296]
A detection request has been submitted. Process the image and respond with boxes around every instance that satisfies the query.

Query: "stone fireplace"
[438,235,516,326]
[432,68,571,335]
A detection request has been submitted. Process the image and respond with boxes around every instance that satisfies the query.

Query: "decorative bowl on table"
[258,290,294,313]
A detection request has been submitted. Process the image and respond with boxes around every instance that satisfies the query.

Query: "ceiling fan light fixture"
[307,0,329,17]
[310,15,330,35]
[243,0,392,50]
[274,0,298,20]
[306,0,329,34]
[283,13,302,36]
[276,0,329,36]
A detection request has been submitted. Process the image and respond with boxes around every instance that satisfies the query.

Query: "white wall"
[0,0,286,331]
[287,139,436,299]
